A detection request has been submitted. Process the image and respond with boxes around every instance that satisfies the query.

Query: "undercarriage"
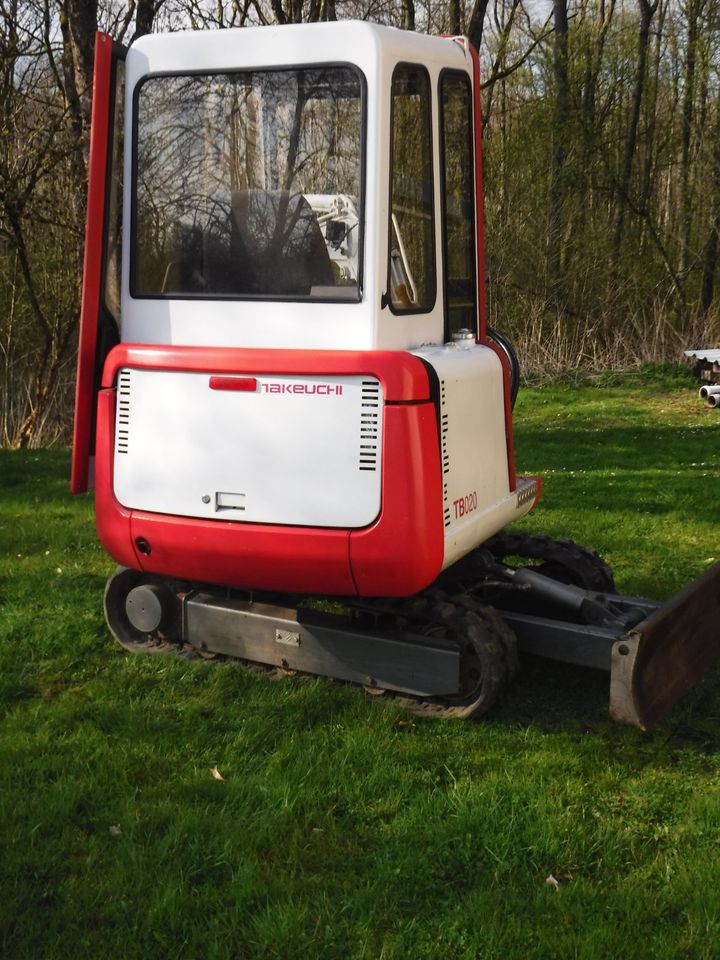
[104,532,720,730]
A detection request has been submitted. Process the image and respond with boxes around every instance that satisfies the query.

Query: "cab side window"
[440,71,476,339]
[388,64,435,313]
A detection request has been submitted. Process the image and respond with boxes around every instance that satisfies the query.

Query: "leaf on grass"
[210,766,225,781]
[545,874,560,890]
[109,825,122,837]
[396,720,416,729]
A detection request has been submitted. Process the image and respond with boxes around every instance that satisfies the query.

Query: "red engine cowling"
[95,344,445,597]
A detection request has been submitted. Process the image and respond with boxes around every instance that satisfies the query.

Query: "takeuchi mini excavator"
[72,21,720,729]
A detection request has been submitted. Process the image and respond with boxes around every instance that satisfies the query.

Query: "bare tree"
[546,0,569,298]
[678,0,706,278]
[0,0,168,446]
[0,0,86,446]
[699,99,720,328]
[611,0,659,269]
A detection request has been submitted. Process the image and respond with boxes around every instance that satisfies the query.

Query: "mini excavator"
[72,21,720,728]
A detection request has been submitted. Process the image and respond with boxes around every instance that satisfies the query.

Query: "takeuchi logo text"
[261,382,344,396]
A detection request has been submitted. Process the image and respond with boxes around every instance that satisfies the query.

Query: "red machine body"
[94,345,444,595]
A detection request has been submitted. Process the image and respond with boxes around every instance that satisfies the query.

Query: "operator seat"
[230,189,335,296]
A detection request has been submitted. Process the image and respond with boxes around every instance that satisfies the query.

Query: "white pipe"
[699,384,720,399]
[708,393,720,408]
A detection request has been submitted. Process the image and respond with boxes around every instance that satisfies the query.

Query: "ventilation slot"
[359,380,380,472]
[440,380,450,475]
[440,380,451,526]
[440,382,450,477]
[116,370,131,455]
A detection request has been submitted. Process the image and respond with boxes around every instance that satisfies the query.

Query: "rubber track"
[105,571,518,720]
[484,531,617,594]
[357,591,519,719]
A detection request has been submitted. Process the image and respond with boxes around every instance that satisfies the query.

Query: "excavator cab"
[72,22,720,729]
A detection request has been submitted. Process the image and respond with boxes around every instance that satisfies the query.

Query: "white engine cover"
[414,342,535,570]
[113,369,383,528]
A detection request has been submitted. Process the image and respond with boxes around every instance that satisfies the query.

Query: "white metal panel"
[414,342,534,569]
[120,298,376,352]
[113,368,383,528]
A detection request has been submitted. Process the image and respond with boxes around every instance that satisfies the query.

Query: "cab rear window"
[133,66,363,301]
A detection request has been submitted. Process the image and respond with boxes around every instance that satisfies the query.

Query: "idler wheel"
[104,567,181,652]
[125,583,174,633]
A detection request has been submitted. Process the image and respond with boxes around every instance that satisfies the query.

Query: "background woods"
[1,0,719,446]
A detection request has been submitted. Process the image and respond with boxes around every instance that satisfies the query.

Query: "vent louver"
[359,380,380,472]
[116,370,131,455]
[440,380,451,527]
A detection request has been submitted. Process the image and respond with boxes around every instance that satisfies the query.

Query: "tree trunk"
[402,0,415,32]
[546,0,569,298]
[60,0,98,179]
[467,0,490,51]
[133,0,162,40]
[575,0,615,266]
[699,104,720,329]
[678,0,705,278]
[448,0,461,34]
[610,0,658,270]
[639,0,666,252]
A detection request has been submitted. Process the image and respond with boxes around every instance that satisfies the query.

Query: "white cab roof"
[127,20,468,77]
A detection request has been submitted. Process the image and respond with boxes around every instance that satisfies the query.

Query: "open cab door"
[71,33,126,493]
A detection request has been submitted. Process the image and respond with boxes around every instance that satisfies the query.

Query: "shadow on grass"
[0,448,71,486]
[494,650,720,753]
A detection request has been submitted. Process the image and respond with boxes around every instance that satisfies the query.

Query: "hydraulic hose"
[486,325,521,410]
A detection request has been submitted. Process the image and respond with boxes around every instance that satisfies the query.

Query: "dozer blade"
[610,561,720,730]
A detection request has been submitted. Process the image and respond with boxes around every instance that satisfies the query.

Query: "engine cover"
[113,368,383,528]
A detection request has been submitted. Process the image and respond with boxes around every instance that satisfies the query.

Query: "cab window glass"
[103,58,125,321]
[134,66,363,301]
[440,71,476,338]
[388,64,434,313]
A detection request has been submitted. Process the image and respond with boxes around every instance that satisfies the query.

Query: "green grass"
[2,366,720,959]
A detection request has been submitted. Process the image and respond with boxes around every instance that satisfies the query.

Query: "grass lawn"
[1,366,719,959]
